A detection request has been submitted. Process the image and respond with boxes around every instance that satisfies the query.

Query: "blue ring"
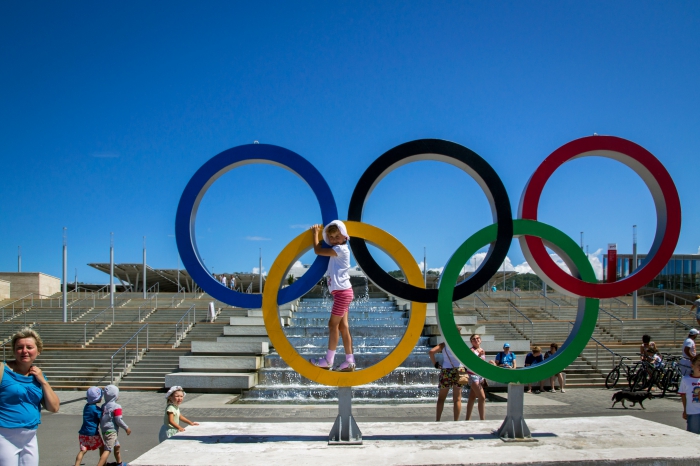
[175,144,338,308]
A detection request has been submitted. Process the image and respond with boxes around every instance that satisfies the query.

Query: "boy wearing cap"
[74,387,104,466]
[97,385,131,466]
[495,343,517,369]
[681,329,699,376]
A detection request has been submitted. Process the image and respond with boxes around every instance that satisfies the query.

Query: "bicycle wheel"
[667,368,682,393]
[631,370,649,392]
[605,368,620,389]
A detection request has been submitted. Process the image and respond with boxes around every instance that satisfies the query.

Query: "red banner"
[607,244,617,283]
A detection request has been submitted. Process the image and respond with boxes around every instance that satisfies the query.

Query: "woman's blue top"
[0,363,44,429]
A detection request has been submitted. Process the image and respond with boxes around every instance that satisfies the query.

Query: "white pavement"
[131,416,699,466]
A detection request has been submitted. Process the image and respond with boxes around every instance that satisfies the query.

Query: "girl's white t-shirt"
[327,244,352,292]
[680,375,700,415]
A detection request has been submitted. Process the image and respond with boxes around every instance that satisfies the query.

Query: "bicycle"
[605,356,639,389]
[658,355,682,395]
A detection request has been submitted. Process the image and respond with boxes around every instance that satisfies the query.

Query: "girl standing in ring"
[309,221,356,371]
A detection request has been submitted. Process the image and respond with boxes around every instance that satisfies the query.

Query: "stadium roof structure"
[88,263,271,293]
[88,263,198,293]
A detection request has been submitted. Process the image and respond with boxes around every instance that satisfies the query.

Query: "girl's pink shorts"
[331,288,354,316]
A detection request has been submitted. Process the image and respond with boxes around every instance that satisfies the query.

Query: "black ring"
[347,139,513,303]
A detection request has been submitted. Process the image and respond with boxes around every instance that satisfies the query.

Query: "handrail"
[539,291,561,316]
[509,289,521,307]
[84,307,114,346]
[508,303,534,341]
[589,336,623,371]
[94,284,110,299]
[1,293,35,322]
[174,305,196,347]
[110,324,149,384]
[666,300,694,321]
[639,290,694,307]
[245,282,253,293]
[673,318,693,346]
[146,282,159,297]
[473,293,490,320]
[599,307,624,342]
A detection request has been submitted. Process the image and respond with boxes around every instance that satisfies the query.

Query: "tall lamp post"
[110,233,114,308]
[632,225,638,319]
[142,236,147,299]
[62,228,67,322]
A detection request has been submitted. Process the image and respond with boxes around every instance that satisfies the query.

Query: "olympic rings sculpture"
[176,136,680,387]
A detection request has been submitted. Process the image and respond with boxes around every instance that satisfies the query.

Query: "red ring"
[519,136,681,299]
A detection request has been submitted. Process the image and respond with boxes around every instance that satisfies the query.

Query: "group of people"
[429,339,566,421]
[214,273,237,290]
[0,327,199,465]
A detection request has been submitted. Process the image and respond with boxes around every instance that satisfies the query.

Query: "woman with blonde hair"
[0,328,60,465]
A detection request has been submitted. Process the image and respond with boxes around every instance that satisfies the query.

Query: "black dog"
[611,390,653,409]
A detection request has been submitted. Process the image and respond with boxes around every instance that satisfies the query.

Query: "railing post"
[596,343,599,369]
[147,324,149,350]
[111,355,114,384]
[84,324,87,346]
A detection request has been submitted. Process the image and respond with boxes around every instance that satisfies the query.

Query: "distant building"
[605,253,700,294]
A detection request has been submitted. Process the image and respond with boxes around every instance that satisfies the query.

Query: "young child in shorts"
[680,354,700,434]
[309,221,356,371]
[159,386,199,442]
[74,386,104,466]
[97,385,131,466]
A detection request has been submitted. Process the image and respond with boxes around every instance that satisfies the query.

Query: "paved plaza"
[39,388,691,465]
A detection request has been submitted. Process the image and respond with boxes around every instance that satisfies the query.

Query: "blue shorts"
[687,413,700,434]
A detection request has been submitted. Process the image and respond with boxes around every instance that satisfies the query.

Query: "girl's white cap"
[322,220,349,244]
[165,385,186,399]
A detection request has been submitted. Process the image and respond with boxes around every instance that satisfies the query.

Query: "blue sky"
[1,2,698,284]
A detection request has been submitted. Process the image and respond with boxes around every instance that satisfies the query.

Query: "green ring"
[437,219,599,384]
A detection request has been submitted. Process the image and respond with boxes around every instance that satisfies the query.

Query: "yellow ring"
[262,220,427,387]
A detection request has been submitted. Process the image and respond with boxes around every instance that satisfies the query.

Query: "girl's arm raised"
[311,224,337,257]
[429,343,445,369]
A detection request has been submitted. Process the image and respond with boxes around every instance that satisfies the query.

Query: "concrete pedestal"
[131,416,700,466]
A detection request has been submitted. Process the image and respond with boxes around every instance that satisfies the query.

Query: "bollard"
[329,387,362,445]
[495,384,536,442]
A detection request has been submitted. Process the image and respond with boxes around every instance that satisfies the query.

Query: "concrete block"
[425,315,476,326]
[229,317,265,326]
[223,326,269,336]
[191,341,269,355]
[217,336,270,344]
[0,272,60,298]
[229,316,289,327]
[130,416,700,465]
[178,356,262,372]
[0,279,10,300]
[247,309,293,318]
[164,372,257,391]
